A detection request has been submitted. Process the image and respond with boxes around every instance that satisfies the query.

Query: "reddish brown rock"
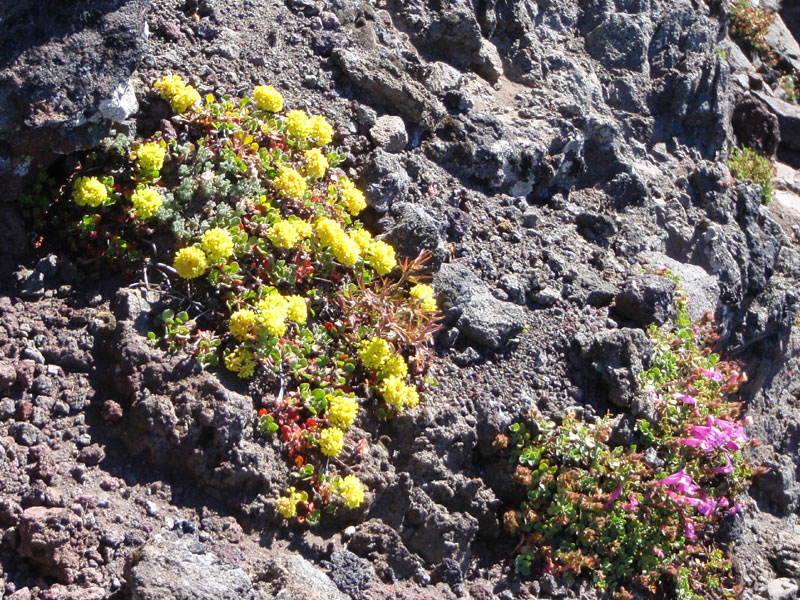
[17,506,88,583]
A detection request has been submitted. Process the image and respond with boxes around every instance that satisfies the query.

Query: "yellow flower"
[319,427,344,457]
[304,148,329,179]
[285,109,311,140]
[285,295,307,324]
[332,236,360,267]
[359,337,391,371]
[276,495,297,519]
[379,376,419,411]
[171,85,201,113]
[72,176,108,208]
[201,227,235,262]
[338,475,365,509]
[350,228,373,251]
[309,115,334,146]
[229,309,256,342]
[253,85,284,112]
[135,142,166,172]
[337,176,367,215]
[154,74,185,99]
[327,394,359,430]
[256,294,288,337]
[173,246,207,279]
[273,167,307,199]
[130,187,163,220]
[267,220,301,249]
[224,347,257,378]
[367,240,396,276]
[315,218,344,248]
[409,283,437,311]
[290,218,313,239]
[380,353,408,380]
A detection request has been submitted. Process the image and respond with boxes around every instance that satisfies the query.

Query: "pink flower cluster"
[655,468,742,517]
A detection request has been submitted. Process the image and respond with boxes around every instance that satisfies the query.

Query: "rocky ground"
[2,0,800,598]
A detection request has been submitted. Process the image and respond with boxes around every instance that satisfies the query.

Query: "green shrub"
[730,0,774,56]
[728,146,774,204]
[504,293,754,599]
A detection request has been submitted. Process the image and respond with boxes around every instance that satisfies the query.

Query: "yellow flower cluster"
[201,227,234,262]
[253,85,284,112]
[285,295,307,324]
[367,240,396,276]
[358,337,392,370]
[350,228,372,251]
[310,115,334,146]
[304,148,329,179]
[337,475,365,509]
[285,110,311,140]
[380,353,408,379]
[410,283,437,311]
[135,142,166,172]
[273,167,307,199]
[319,427,344,457]
[173,246,207,278]
[268,220,301,249]
[276,487,305,519]
[327,394,359,430]
[379,375,420,411]
[290,218,313,239]
[256,294,288,338]
[154,74,200,113]
[229,309,256,342]
[315,218,360,267]
[72,176,108,208]
[131,186,163,220]
[224,347,257,378]
[337,177,367,215]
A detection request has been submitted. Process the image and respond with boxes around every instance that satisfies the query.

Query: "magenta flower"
[680,425,730,453]
[685,494,717,516]
[653,546,665,558]
[698,367,724,382]
[711,456,734,475]
[708,416,747,445]
[656,469,699,496]
[729,503,743,516]
[673,393,696,405]
[684,520,696,540]
[604,485,623,508]
[621,494,639,511]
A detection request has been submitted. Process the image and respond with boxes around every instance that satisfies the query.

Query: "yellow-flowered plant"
[229,309,257,342]
[327,394,359,430]
[273,167,307,199]
[173,246,207,279]
[304,148,329,179]
[268,220,301,249]
[285,109,311,140]
[130,187,163,220]
[253,85,284,112]
[72,176,108,208]
[134,142,166,172]
[336,475,365,509]
[409,283,438,311]
[61,78,442,527]
[309,115,334,146]
[319,427,344,457]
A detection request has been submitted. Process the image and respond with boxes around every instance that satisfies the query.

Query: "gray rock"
[363,149,410,212]
[638,253,719,321]
[474,39,503,82]
[93,78,139,123]
[766,14,800,74]
[434,263,525,349]
[125,533,259,600]
[264,554,347,600]
[424,62,463,95]
[732,98,780,157]
[369,116,408,153]
[586,13,647,71]
[321,551,373,600]
[9,422,43,447]
[0,361,15,391]
[382,203,448,270]
[754,91,800,153]
[574,328,653,410]
[766,578,798,600]
[614,274,677,326]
